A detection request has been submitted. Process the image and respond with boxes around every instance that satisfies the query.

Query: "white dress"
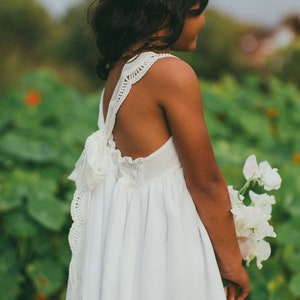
[66,52,226,300]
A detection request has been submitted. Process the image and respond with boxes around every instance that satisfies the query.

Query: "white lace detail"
[108,137,145,187]
[67,52,175,300]
[67,130,110,300]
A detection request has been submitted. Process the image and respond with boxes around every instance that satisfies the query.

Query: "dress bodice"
[69,52,181,191]
[96,51,181,188]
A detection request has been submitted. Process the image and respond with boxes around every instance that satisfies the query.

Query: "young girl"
[66,0,250,299]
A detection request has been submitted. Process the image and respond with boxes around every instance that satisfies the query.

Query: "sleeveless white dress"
[66,52,226,300]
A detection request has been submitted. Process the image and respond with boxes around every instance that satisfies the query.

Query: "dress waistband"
[108,137,182,187]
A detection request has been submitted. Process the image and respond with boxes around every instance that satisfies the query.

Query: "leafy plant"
[0,70,99,299]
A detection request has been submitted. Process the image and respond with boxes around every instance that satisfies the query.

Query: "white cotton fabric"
[66,52,226,300]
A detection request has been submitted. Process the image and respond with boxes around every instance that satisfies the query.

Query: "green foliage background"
[1,0,300,299]
[0,71,98,300]
[1,69,300,300]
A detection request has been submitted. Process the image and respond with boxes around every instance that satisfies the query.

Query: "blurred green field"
[1,70,300,299]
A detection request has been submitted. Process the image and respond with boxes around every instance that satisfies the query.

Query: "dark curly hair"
[88,0,209,79]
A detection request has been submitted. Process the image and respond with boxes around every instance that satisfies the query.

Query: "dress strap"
[103,51,176,137]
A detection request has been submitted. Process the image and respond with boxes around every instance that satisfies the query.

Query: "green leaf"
[286,200,300,217]
[283,245,300,272]
[0,133,57,163]
[290,273,300,297]
[3,207,39,237]
[0,187,23,212]
[0,170,57,213]
[27,197,68,232]
[0,243,20,300]
[0,172,25,212]
[26,258,65,297]
[276,218,300,248]
[52,236,71,269]
[31,231,53,256]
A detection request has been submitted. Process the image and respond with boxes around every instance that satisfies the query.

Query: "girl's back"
[102,54,183,159]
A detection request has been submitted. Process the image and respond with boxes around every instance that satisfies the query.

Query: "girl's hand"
[224,267,250,300]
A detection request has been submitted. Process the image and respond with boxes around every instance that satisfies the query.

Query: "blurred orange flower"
[266,107,278,120]
[292,152,300,164]
[25,91,41,106]
[35,292,47,300]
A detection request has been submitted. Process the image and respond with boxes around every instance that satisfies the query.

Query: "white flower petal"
[240,206,266,229]
[254,222,276,240]
[238,237,254,261]
[249,190,275,216]
[228,185,243,206]
[243,154,260,180]
[258,161,272,174]
[255,240,271,269]
[262,168,282,191]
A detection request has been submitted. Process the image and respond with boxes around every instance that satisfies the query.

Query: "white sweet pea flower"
[243,154,282,191]
[254,240,272,269]
[231,209,253,237]
[230,154,280,268]
[259,161,282,191]
[249,191,275,217]
[235,205,267,229]
[228,185,243,207]
[231,199,275,268]
[235,224,253,239]
[254,220,276,241]
[243,154,261,180]
[237,236,254,264]
[235,226,273,269]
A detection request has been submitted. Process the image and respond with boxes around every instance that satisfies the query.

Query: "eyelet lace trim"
[67,130,110,299]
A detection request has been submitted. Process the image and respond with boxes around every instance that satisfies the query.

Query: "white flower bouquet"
[228,154,282,269]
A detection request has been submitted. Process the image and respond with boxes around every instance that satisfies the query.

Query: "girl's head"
[88,0,209,79]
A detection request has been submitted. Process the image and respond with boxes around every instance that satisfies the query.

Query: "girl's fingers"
[226,282,238,300]
[226,281,249,300]
[237,289,249,300]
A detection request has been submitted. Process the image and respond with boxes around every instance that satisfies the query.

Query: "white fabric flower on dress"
[69,130,110,189]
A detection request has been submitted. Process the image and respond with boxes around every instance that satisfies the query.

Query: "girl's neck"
[121,29,171,62]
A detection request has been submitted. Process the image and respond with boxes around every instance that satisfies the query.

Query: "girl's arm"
[151,58,250,300]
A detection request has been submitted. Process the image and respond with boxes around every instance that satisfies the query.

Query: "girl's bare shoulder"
[144,55,200,101]
[150,56,198,83]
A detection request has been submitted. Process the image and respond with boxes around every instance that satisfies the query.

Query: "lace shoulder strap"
[104,51,176,136]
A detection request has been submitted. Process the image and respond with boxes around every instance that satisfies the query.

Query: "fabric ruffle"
[69,130,111,189]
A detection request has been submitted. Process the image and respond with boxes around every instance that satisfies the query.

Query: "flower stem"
[238,178,257,200]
